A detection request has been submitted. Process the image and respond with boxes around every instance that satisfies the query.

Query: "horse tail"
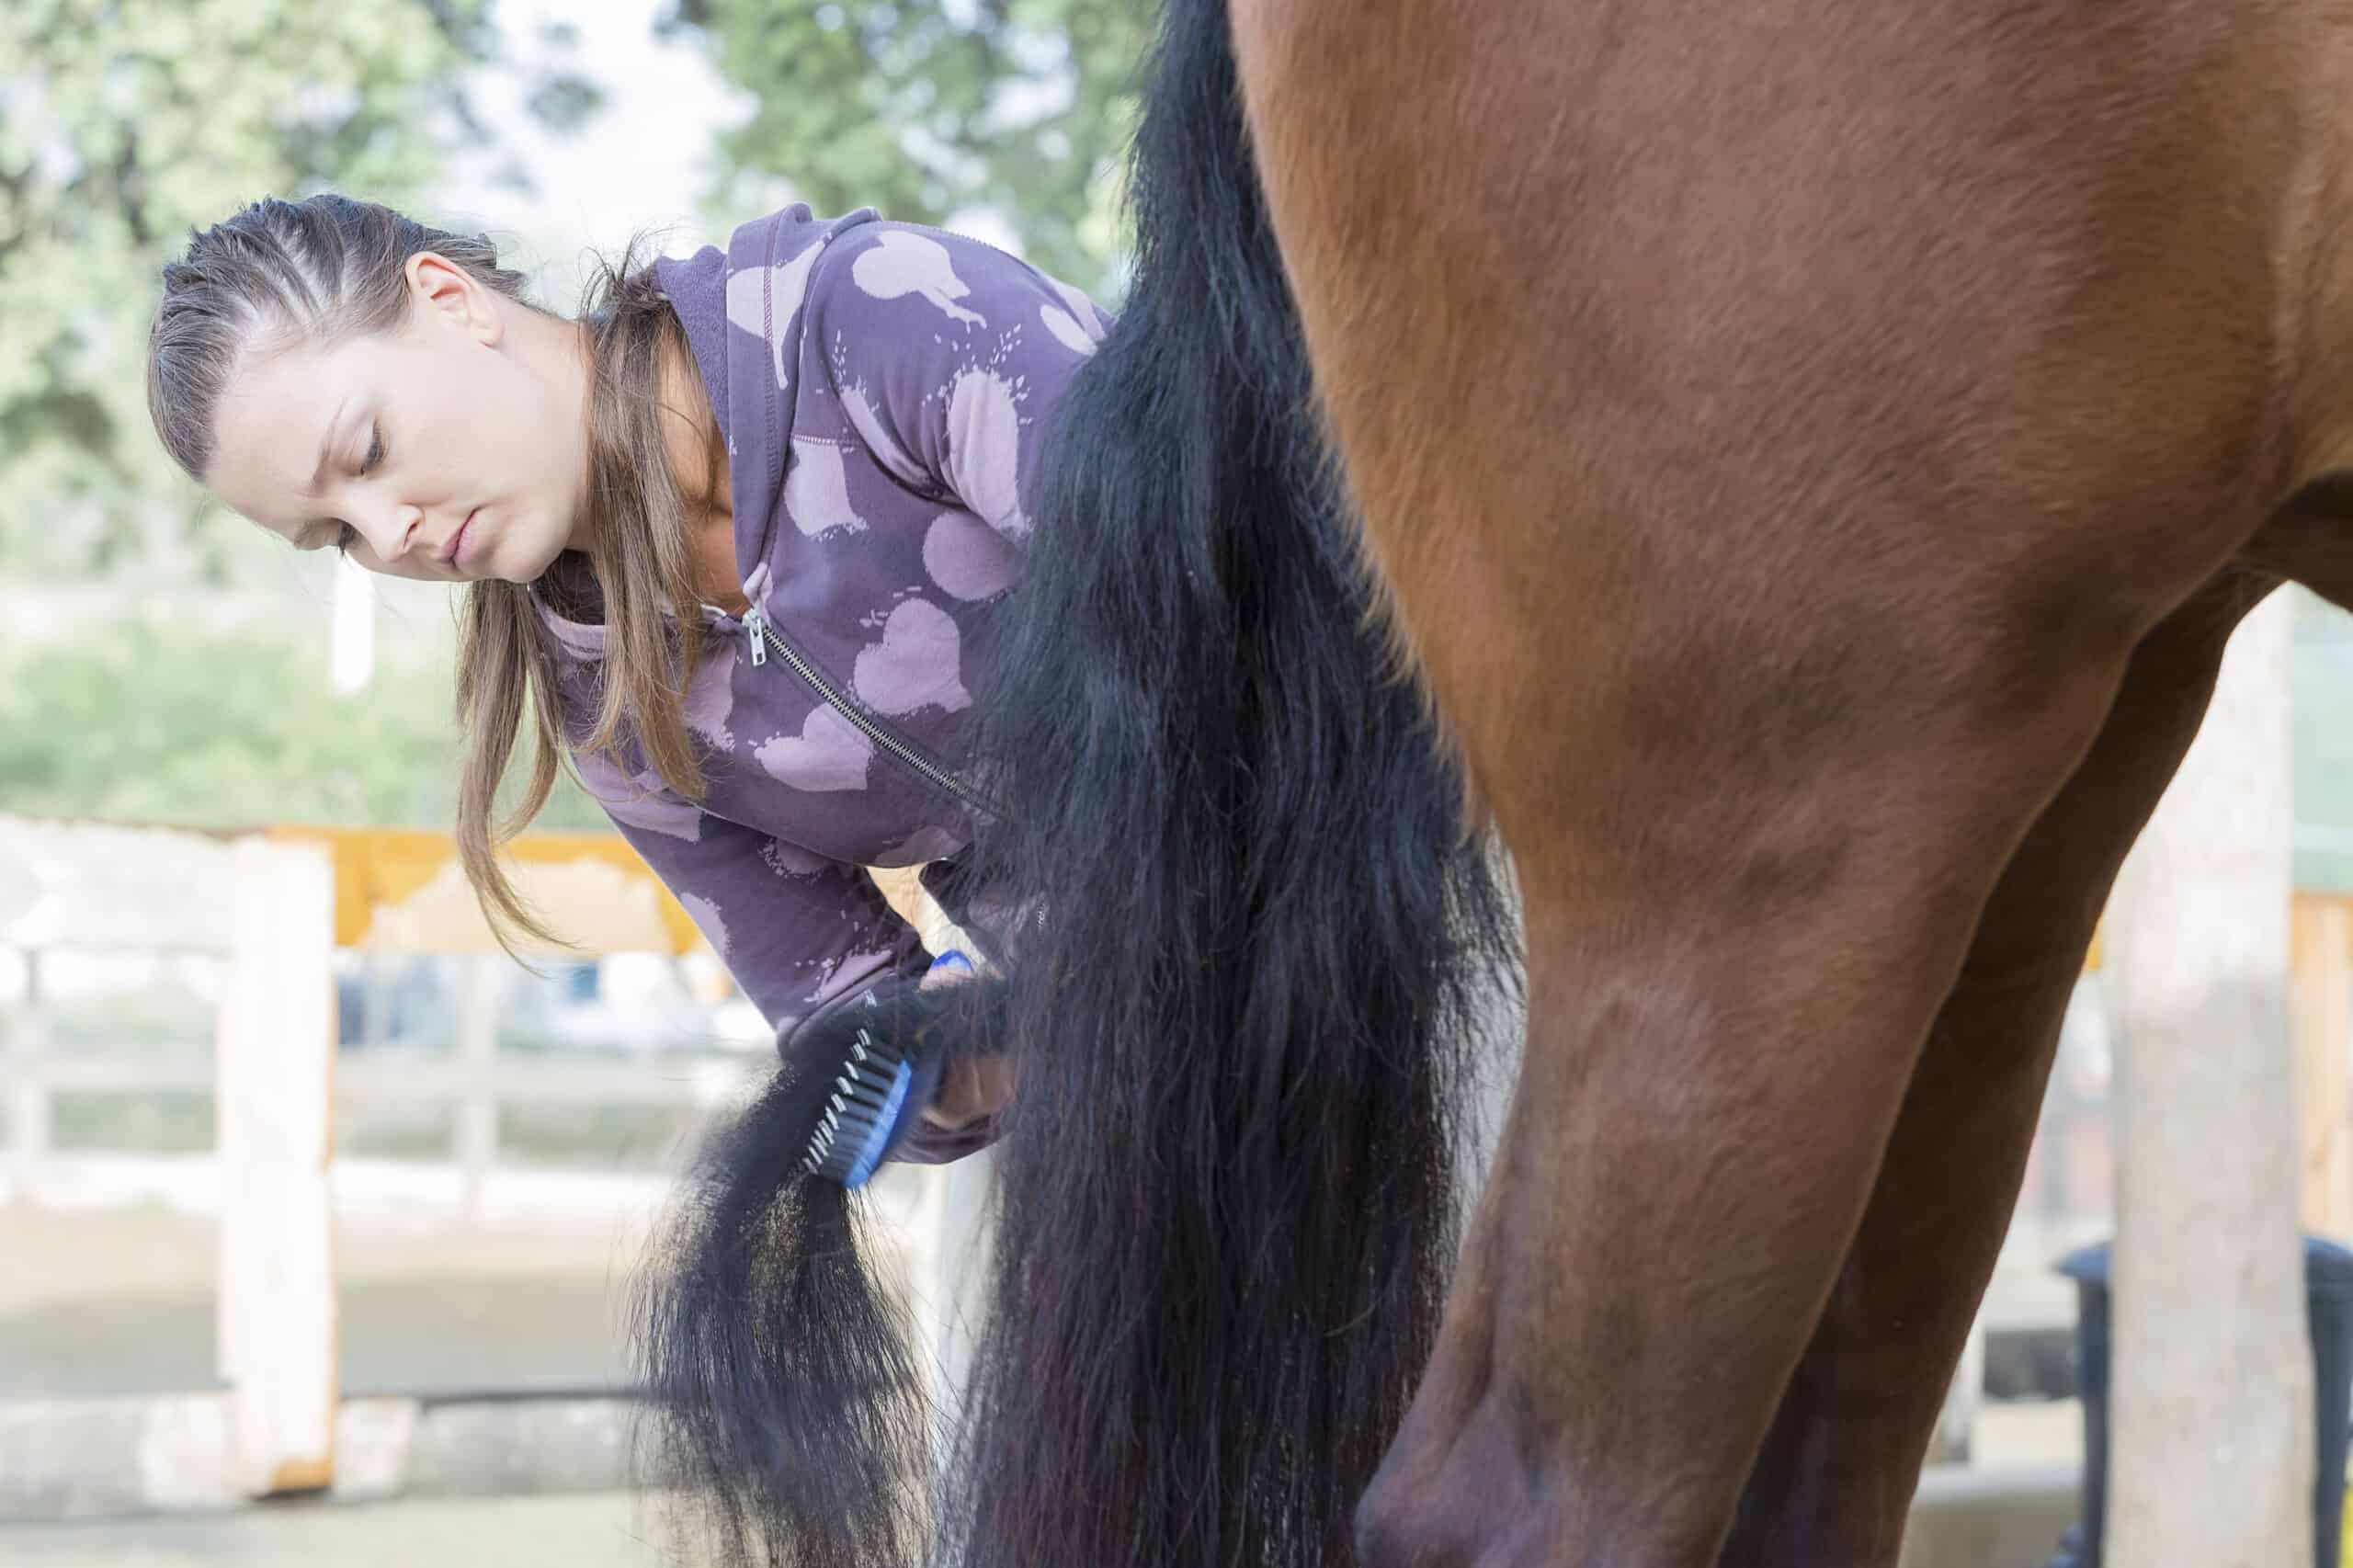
[949,0,1521,1562]
[631,982,1013,1568]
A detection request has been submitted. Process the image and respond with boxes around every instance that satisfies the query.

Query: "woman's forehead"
[208,336,377,523]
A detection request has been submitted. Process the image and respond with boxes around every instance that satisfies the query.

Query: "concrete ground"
[0,1474,2088,1568]
[0,1491,677,1567]
[0,1161,949,1401]
[3,1192,2090,1403]
[0,1181,2096,1565]
[0,1197,654,1399]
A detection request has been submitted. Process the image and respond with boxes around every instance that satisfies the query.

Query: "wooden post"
[2105,591,2311,1567]
[2293,895,2353,1241]
[453,952,502,1223]
[5,948,49,1196]
[216,835,338,1495]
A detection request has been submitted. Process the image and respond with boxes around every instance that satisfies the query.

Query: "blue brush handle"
[843,1050,944,1188]
[805,960,984,1188]
[835,969,961,1187]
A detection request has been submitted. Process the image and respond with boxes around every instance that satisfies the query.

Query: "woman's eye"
[358,422,384,476]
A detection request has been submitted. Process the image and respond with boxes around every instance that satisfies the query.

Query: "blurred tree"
[660,0,1146,296]
[0,612,611,831]
[0,0,604,577]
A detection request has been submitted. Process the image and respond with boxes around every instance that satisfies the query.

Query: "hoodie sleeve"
[812,223,1112,542]
[572,751,931,1049]
[584,768,1003,1168]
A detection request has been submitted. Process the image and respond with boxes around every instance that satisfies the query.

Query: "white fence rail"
[0,818,773,1202]
[0,814,963,1501]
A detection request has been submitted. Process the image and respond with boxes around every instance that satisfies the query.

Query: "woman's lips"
[446,510,477,566]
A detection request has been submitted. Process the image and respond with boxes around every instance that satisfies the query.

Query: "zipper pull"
[744,607,768,667]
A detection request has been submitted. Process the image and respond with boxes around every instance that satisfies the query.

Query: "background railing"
[0,814,963,1497]
[9,811,2353,1496]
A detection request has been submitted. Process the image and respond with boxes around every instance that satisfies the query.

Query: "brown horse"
[1221,0,2353,1561]
[635,3,2353,1565]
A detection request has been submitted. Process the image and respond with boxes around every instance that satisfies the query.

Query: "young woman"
[148,192,1107,1161]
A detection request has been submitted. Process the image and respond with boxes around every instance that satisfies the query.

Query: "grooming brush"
[797,952,975,1188]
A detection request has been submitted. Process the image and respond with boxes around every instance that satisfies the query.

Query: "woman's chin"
[495,535,568,585]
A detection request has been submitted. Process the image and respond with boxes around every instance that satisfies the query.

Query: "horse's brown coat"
[1228,1,2353,1560]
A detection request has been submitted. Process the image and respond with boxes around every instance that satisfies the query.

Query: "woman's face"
[205,254,588,585]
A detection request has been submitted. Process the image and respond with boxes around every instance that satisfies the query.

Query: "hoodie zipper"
[737,607,1004,821]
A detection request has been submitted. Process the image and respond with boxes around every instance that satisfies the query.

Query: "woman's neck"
[658,335,745,614]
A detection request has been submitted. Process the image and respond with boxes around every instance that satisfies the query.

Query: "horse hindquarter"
[1228,0,2316,1561]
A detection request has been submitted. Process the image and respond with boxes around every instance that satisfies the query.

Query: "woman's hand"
[921,1054,1014,1132]
[917,949,1014,1131]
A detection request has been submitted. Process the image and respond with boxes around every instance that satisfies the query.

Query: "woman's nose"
[359,504,425,562]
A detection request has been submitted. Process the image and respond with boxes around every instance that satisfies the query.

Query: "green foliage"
[0,611,612,833]
[662,0,1148,296]
[6,0,1141,580]
[0,0,602,577]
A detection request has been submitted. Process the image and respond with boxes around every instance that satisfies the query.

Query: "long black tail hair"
[941,0,1521,1562]
[631,0,1518,1562]
[631,979,1007,1568]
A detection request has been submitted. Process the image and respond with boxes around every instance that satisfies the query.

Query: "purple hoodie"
[529,205,1108,1162]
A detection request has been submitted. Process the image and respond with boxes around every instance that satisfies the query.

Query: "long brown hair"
[148,193,723,948]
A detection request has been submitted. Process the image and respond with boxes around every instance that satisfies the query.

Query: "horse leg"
[1726,488,2353,1565]
[1717,571,2271,1566]
[1336,585,2204,1565]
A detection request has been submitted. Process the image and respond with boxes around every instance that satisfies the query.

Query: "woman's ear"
[404,251,503,347]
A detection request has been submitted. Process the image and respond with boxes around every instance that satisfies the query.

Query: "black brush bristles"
[802,1018,924,1187]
